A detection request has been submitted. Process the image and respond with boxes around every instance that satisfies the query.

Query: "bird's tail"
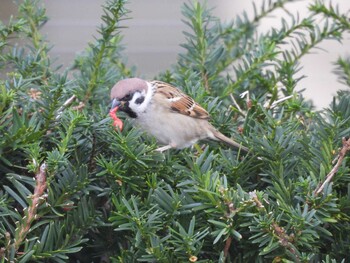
[212,130,248,152]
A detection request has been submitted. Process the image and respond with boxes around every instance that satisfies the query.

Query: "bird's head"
[110,78,150,118]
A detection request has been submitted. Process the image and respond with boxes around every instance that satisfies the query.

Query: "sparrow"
[110,78,248,152]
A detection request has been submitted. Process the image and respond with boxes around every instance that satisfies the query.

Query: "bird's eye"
[122,93,133,101]
[135,96,145,104]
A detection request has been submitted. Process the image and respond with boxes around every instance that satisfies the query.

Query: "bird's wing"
[151,80,210,120]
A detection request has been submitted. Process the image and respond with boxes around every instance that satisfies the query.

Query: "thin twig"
[272,222,300,263]
[222,198,236,261]
[72,101,86,111]
[0,247,5,260]
[14,162,47,251]
[268,95,293,109]
[249,190,265,209]
[55,95,77,120]
[230,93,246,117]
[88,134,97,172]
[202,72,210,91]
[223,236,232,259]
[314,137,350,195]
[239,91,250,109]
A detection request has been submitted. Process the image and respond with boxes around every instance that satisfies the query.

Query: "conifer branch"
[18,0,48,54]
[1,0,350,261]
[83,0,127,103]
[314,137,350,195]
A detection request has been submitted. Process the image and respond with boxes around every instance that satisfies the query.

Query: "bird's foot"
[155,145,173,152]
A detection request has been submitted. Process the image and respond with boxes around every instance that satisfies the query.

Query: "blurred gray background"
[1,0,349,109]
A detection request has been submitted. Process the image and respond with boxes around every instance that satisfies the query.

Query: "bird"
[110,78,248,152]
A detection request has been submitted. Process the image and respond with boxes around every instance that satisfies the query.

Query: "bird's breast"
[136,104,211,148]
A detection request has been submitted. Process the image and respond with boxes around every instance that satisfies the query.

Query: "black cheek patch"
[135,96,145,104]
[123,102,137,118]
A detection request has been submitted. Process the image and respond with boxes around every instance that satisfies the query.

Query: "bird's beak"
[111,98,121,110]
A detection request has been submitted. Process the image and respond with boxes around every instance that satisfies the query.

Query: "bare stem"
[266,95,293,109]
[14,162,47,251]
[272,222,300,263]
[314,137,350,196]
[222,200,236,261]
[230,93,246,117]
[55,95,77,120]
[223,236,232,259]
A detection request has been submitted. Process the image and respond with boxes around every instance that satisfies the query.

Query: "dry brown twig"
[314,137,350,196]
[223,236,232,259]
[14,162,47,251]
[222,198,236,259]
[272,222,299,263]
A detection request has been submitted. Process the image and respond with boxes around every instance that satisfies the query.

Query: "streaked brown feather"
[150,80,209,120]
